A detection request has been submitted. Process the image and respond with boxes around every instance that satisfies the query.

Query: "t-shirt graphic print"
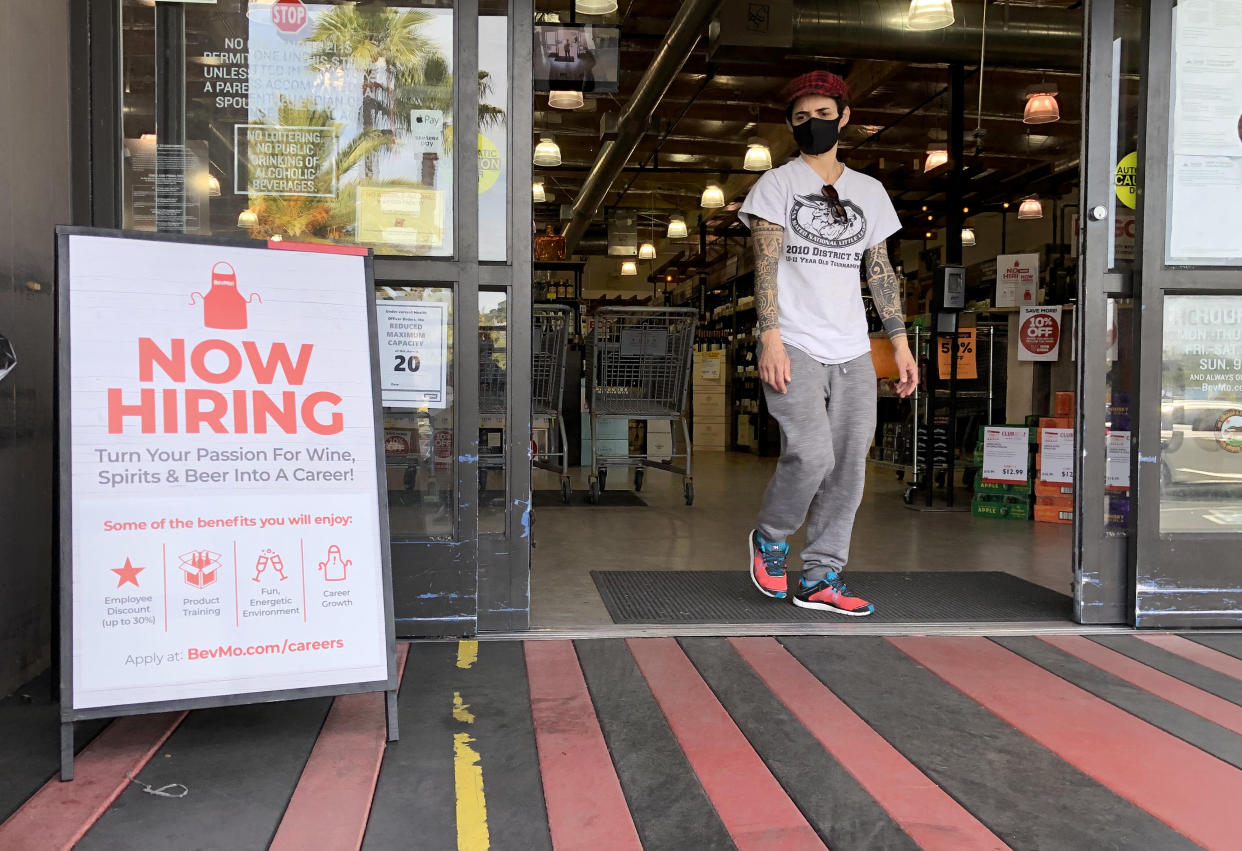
[740,158,901,364]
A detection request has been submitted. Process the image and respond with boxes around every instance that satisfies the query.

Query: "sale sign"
[936,327,978,380]
[1018,306,1063,362]
[59,230,394,713]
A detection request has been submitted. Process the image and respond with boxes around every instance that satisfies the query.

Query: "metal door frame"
[77,0,535,637]
[1131,0,1242,626]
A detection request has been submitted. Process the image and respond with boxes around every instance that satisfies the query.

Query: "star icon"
[112,557,145,588]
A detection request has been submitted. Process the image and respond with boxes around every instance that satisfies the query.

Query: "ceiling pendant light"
[743,138,773,172]
[532,180,546,203]
[907,0,955,31]
[207,175,221,197]
[237,208,258,229]
[620,260,638,276]
[575,0,619,15]
[701,184,725,208]
[961,227,976,247]
[638,242,657,260]
[548,89,584,110]
[923,148,949,172]
[1018,197,1044,220]
[1023,89,1061,125]
[667,213,688,239]
[533,136,562,167]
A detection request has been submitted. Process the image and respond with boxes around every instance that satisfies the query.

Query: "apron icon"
[318,545,350,582]
[190,262,262,330]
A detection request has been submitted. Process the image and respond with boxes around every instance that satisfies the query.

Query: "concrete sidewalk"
[3,633,1242,849]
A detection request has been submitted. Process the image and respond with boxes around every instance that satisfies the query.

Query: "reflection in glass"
[479,290,508,534]
[1160,296,1242,533]
[379,285,455,538]
[479,4,510,261]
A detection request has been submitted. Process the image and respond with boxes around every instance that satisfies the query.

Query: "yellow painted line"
[457,640,479,669]
[453,691,475,724]
[454,732,490,851]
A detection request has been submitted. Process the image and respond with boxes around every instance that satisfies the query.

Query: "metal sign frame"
[55,226,399,780]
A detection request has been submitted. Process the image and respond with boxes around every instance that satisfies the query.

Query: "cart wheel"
[684,480,694,506]
[903,486,916,505]
[634,468,645,492]
[598,468,608,492]
[560,478,572,504]
[895,470,905,482]
[588,479,600,505]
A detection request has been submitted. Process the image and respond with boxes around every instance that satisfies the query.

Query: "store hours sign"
[58,229,395,720]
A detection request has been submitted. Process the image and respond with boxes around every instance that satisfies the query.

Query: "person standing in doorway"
[739,71,917,615]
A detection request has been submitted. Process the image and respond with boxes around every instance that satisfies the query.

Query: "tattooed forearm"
[752,217,784,336]
[864,243,906,341]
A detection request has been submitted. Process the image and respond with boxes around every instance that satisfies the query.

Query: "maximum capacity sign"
[56,228,397,774]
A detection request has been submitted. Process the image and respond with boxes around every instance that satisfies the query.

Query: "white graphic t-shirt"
[739,159,901,364]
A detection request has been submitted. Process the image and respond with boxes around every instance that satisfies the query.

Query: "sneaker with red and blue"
[793,572,874,616]
[748,529,788,599]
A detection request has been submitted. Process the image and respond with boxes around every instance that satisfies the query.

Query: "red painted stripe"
[628,638,826,851]
[731,638,1008,851]
[891,637,1242,851]
[267,239,370,256]
[0,711,186,851]
[525,641,641,850]
[1041,636,1242,736]
[269,643,410,851]
[1135,634,1242,682]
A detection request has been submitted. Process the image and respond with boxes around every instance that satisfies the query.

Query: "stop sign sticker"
[272,0,310,42]
[1018,307,1063,361]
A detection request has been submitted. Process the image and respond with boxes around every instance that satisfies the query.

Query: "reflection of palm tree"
[306,5,440,178]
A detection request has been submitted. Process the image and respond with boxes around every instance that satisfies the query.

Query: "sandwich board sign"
[56,228,397,779]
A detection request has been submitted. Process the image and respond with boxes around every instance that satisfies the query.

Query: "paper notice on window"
[1106,430,1132,492]
[982,426,1030,485]
[1039,428,1076,484]
[1168,0,1242,264]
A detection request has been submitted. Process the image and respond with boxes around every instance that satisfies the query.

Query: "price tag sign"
[1106,430,1131,491]
[1040,428,1076,484]
[982,426,1030,484]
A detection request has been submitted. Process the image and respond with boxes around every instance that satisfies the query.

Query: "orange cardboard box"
[1037,493,1075,511]
[1035,504,1074,525]
[1055,392,1076,418]
[1035,479,1074,499]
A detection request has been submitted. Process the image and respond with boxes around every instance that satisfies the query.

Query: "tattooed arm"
[752,217,791,393]
[864,242,918,397]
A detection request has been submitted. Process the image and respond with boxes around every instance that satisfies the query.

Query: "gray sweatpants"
[756,347,877,583]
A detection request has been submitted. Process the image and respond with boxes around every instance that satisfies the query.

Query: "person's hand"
[892,337,918,398]
[759,331,792,393]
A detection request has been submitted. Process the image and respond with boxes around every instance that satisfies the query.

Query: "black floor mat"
[534,490,647,508]
[590,570,1072,624]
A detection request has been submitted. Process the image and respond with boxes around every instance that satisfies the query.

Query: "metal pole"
[946,63,966,267]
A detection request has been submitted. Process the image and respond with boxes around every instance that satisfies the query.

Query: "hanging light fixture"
[620,260,638,276]
[548,89,584,110]
[1023,89,1061,125]
[923,148,949,172]
[237,209,258,229]
[533,136,562,167]
[701,184,725,208]
[638,242,657,260]
[532,180,546,203]
[961,227,977,246]
[743,138,773,172]
[207,174,221,197]
[667,213,688,239]
[575,0,619,15]
[906,0,955,31]
[1018,197,1044,220]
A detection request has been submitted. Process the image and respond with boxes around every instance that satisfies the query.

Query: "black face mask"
[792,116,841,155]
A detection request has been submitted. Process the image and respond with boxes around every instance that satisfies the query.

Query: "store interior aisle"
[531,451,1071,629]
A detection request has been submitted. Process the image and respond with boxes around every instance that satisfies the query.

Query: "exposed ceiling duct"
[562,0,727,253]
[792,0,1084,71]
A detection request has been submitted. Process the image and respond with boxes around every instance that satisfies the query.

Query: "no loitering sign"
[57,229,396,743]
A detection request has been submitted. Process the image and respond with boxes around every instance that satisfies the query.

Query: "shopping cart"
[532,305,573,503]
[584,307,697,505]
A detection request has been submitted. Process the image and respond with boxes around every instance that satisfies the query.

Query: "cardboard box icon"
[180,550,221,589]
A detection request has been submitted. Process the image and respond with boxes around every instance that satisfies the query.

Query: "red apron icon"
[190,262,262,330]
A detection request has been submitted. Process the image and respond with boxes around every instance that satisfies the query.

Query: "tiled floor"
[531,451,1072,629]
[5,634,1242,850]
